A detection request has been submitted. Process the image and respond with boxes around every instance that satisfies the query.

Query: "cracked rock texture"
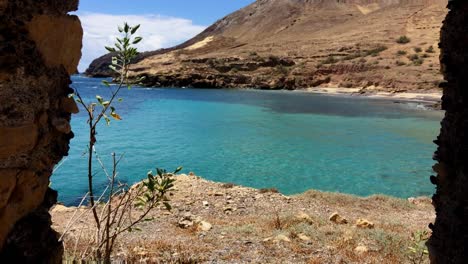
[428,0,468,263]
[0,0,82,262]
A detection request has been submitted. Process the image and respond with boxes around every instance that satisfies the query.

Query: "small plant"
[321,56,339,64]
[276,65,289,75]
[365,45,387,57]
[408,54,424,66]
[395,60,406,66]
[407,230,430,264]
[396,35,411,44]
[425,46,435,53]
[249,51,258,57]
[71,23,181,263]
[414,47,422,53]
[273,211,283,230]
[396,50,407,56]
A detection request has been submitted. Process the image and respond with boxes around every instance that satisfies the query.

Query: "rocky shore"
[52,174,434,263]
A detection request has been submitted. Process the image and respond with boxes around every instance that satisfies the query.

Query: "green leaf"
[174,166,183,174]
[118,26,124,33]
[103,115,110,126]
[96,95,103,103]
[132,37,143,44]
[131,24,140,34]
[102,101,110,106]
[105,46,116,53]
[102,80,110,87]
[118,98,123,102]
[163,202,172,211]
[124,23,129,33]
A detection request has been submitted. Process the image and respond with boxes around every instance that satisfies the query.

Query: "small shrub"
[414,47,422,53]
[407,230,430,264]
[259,188,279,193]
[425,46,435,53]
[222,183,235,188]
[396,35,411,44]
[396,50,407,56]
[321,56,339,64]
[249,51,258,57]
[408,54,424,65]
[365,45,387,56]
[276,65,289,75]
[395,60,406,66]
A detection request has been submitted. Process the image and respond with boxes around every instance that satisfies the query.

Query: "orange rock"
[0,124,38,159]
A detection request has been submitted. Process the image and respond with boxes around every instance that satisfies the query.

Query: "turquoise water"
[52,75,443,205]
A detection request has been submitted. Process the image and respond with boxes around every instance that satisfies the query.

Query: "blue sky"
[77,0,255,25]
[76,0,255,71]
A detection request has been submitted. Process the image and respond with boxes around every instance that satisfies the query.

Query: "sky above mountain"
[75,0,255,72]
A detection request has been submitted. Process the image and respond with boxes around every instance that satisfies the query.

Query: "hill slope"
[86,0,447,92]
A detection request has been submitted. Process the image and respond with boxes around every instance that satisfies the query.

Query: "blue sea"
[51,75,443,205]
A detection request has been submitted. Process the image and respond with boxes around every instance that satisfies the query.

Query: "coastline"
[305,87,442,105]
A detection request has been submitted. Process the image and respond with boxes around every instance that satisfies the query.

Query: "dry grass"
[53,174,434,263]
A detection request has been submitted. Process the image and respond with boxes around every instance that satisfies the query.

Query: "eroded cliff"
[0,0,82,262]
[87,0,447,92]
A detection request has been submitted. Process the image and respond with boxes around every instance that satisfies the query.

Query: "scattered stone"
[202,201,209,207]
[226,195,232,200]
[354,245,369,255]
[356,219,374,229]
[224,207,235,214]
[296,212,314,224]
[274,234,291,243]
[51,204,73,213]
[298,233,311,242]
[329,212,348,224]
[189,172,195,176]
[214,192,224,196]
[407,196,432,205]
[197,221,212,231]
[178,213,194,228]
[263,237,273,242]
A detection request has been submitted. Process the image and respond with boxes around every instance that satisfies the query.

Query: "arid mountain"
[86,0,447,92]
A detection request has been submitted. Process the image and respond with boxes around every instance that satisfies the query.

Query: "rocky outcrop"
[0,0,82,262]
[86,0,446,92]
[428,0,468,262]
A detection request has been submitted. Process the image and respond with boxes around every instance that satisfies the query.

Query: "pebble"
[356,218,374,229]
[198,221,212,231]
[354,245,369,255]
[329,212,348,224]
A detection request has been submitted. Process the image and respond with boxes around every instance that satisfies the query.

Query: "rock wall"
[428,0,468,263]
[0,0,82,262]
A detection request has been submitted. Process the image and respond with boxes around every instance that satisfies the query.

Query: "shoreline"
[75,75,443,106]
[305,87,442,105]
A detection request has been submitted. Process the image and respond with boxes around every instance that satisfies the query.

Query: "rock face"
[0,0,82,262]
[428,1,468,262]
[86,0,446,92]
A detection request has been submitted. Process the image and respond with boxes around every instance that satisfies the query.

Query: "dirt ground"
[52,174,434,263]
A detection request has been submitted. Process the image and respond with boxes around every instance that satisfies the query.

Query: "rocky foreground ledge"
[52,174,433,263]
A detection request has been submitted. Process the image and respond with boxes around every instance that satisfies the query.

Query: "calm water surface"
[51,75,443,205]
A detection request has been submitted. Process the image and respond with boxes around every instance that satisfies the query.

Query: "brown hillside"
[87,0,447,92]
